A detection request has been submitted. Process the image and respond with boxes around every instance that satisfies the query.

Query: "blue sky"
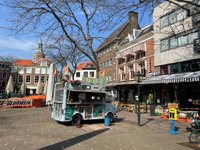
[0,4,152,60]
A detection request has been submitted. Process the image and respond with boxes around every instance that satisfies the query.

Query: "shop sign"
[0,100,32,106]
[168,103,179,109]
[188,99,200,105]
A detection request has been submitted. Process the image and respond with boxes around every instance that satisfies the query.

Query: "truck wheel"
[72,114,82,126]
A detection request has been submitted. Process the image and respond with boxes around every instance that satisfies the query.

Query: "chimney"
[128,11,139,34]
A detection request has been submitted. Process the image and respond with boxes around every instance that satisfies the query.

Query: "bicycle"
[189,129,200,144]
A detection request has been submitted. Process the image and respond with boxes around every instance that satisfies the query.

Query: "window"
[169,37,178,49]
[129,64,134,79]
[170,63,181,74]
[41,61,47,66]
[160,39,169,51]
[2,81,6,88]
[12,74,16,83]
[160,15,169,28]
[35,75,39,83]
[169,11,177,24]
[160,8,187,29]
[0,73,2,79]
[120,68,125,80]
[108,59,112,66]
[76,72,80,77]
[26,67,32,73]
[26,75,31,83]
[90,72,94,77]
[41,76,45,83]
[18,68,24,74]
[127,55,134,62]
[161,31,200,51]
[178,36,187,46]
[177,9,187,21]
[188,32,198,44]
[11,67,17,73]
[41,68,46,74]
[35,68,40,74]
[47,68,50,74]
[83,72,88,77]
[18,75,23,83]
[3,72,7,79]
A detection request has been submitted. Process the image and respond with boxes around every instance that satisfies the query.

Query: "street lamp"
[135,71,142,127]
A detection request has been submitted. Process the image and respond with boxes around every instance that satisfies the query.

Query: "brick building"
[96,12,140,83]
[0,61,10,93]
[111,25,154,102]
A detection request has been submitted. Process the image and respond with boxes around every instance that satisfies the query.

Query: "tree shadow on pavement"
[178,142,200,150]
[141,118,154,126]
[38,128,109,150]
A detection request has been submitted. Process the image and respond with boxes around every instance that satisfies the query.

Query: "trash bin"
[149,105,156,116]
[104,117,111,126]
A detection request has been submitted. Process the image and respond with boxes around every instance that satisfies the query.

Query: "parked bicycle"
[186,111,200,132]
[189,129,200,143]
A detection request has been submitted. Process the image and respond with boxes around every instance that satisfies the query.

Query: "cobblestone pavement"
[0,108,199,150]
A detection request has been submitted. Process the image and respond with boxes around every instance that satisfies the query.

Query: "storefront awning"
[106,80,138,87]
[142,71,200,84]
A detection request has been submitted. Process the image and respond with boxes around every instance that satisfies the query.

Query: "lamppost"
[135,71,142,127]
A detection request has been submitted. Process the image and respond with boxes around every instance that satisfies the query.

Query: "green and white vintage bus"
[51,82,116,123]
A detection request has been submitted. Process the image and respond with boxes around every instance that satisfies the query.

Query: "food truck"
[51,82,116,123]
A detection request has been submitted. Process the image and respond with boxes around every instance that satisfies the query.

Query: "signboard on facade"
[180,99,200,110]
[82,77,108,85]
[168,103,179,109]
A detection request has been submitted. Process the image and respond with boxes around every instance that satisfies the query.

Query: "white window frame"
[18,75,23,83]
[41,68,46,74]
[11,67,17,73]
[35,67,40,74]
[26,75,31,83]
[26,67,32,74]
[35,75,39,83]
[18,67,24,74]
[12,74,16,83]
[160,39,169,51]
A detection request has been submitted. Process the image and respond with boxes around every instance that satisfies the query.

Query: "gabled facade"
[116,25,154,83]
[110,24,154,102]
[73,62,96,81]
[96,12,140,84]
[10,41,50,95]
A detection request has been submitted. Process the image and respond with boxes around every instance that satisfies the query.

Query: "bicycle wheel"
[189,132,198,143]
[197,133,200,143]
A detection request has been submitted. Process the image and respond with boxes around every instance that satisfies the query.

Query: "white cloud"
[0,35,36,52]
[0,35,37,59]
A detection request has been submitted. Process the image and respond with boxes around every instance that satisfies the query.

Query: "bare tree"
[1,0,199,77]
[0,55,17,65]
[45,35,85,80]
[1,0,136,77]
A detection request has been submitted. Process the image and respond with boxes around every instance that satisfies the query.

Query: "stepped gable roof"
[12,59,34,67]
[76,62,95,70]
[96,22,129,52]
